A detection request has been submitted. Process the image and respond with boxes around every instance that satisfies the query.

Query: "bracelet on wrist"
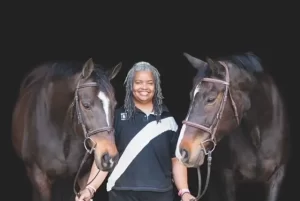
[86,185,96,196]
[178,188,190,197]
[181,191,191,197]
[85,187,94,197]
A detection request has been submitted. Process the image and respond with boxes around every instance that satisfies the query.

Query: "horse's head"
[176,53,254,167]
[70,58,122,171]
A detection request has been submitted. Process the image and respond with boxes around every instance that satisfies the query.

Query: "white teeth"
[140,92,148,95]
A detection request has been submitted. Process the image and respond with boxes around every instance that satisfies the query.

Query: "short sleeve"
[170,129,180,158]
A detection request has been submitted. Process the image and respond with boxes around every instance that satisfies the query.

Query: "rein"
[182,61,240,201]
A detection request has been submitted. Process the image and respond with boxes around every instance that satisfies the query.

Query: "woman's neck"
[134,101,153,114]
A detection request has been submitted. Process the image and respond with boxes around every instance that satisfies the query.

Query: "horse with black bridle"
[176,52,290,201]
[12,58,122,201]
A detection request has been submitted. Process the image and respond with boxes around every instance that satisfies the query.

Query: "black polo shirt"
[107,105,179,192]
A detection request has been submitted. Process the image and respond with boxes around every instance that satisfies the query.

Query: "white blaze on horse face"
[98,91,110,126]
[175,83,201,160]
[193,84,201,98]
[175,124,187,160]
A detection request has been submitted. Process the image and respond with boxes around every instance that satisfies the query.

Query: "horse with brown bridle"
[12,58,122,201]
[176,52,290,201]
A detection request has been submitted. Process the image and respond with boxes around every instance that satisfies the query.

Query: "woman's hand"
[181,192,196,201]
[75,188,94,201]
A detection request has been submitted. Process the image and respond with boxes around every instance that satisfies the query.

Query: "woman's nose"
[142,83,147,88]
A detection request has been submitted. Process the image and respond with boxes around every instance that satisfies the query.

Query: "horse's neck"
[242,75,285,147]
[48,81,78,135]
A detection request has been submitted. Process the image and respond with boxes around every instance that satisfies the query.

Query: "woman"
[76,61,195,201]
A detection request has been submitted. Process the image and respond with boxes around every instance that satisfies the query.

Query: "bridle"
[72,77,114,196]
[181,61,240,200]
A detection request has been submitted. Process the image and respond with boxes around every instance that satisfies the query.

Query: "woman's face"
[132,71,155,104]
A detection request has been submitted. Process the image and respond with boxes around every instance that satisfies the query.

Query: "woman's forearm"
[172,158,189,190]
[86,160,109,190]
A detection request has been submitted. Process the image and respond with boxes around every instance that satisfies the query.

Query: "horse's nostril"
[102,153,110,163]
[180,148,189,161]
[113,153,120,162]
[101,152,118,170]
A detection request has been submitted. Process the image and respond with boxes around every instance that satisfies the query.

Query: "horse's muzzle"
[96,152,119,171]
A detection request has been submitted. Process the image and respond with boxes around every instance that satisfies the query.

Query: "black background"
[4,5,297,201]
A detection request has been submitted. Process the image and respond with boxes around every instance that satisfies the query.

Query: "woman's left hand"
[181,192,196,201]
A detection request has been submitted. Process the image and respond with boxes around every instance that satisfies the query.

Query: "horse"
[11,58,122,201]
[175,52,290,201]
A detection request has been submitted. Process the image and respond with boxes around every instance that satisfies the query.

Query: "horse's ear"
[206,57,226,77]
[183,52,207,70]
[107,62,122,80]
[82,58,95,79]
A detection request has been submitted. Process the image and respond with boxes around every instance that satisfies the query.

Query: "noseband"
[181,61,240,200]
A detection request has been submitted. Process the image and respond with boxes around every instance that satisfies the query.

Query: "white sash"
[106,116,178,191]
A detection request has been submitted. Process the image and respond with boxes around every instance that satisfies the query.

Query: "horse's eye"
[207,97,216,103]
[82,102,91,109]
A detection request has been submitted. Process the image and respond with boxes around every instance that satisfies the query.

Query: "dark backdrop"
[4,5,296,201]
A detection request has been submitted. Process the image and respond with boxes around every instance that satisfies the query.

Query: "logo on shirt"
[120,112,127,120]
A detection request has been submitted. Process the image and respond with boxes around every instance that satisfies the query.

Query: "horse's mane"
[19,60,114,98]
[217,52,264,74]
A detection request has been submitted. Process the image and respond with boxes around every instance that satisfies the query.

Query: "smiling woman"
[123,61,163,119]
[132,71,155,105]
[76,61,196,201]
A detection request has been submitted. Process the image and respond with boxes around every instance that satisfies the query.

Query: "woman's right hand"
[75,188,94,201]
